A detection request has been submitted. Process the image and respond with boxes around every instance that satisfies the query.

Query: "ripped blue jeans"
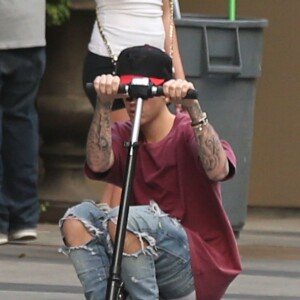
[59,200,195,300]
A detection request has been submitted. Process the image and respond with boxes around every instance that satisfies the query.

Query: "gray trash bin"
[175,14,268,234]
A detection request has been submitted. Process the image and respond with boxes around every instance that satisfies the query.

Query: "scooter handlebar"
[85,82,198,100]
[149,85,198,99]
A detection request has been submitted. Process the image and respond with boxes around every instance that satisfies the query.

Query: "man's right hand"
[93,74,121,107]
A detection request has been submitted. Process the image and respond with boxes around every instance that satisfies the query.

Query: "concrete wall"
[180,0,300,207]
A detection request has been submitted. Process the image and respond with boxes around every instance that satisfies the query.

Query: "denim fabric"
[0,47,46,233]
[59,200,195,300]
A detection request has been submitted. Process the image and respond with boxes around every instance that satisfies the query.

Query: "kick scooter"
[87,79,197,300]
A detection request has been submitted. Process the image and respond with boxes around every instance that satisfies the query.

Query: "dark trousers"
[0,47,46,233]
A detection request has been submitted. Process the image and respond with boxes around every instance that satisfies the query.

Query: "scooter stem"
[106,96,143,300]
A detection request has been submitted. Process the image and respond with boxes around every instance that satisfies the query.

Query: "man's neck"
[141,109,175,144]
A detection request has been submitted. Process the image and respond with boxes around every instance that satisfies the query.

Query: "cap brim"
[120,75,165,86]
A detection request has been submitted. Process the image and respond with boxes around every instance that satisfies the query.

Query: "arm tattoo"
[186,101,226,175]
[184,101,203,123]
[195,124,222,173]
[86,102,112,171]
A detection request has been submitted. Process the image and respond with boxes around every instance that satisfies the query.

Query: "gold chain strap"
[95,0,174,71]
[95,6,118,71]
[169,0,174,59]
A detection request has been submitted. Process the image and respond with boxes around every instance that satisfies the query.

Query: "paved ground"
[0,208,299,300]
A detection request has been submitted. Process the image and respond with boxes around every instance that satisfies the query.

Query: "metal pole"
[105,97,143,300]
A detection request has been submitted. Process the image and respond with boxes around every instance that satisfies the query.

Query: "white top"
[0,0,46,49]
[88,0,165,57]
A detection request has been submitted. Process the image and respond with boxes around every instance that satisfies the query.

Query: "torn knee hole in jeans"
[107,216,157,257]
[59,214,104,256]
[123,231,158,258]
[60,214,103,237]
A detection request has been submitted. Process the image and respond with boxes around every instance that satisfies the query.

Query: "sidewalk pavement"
[0,208,300,300]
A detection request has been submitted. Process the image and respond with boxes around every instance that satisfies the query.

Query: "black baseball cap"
[116,44,173,86]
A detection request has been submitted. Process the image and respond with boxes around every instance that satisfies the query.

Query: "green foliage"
[46,0,71,26]
[40,201,50,213]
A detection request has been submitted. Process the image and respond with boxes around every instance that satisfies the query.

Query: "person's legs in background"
[0,47,46,244]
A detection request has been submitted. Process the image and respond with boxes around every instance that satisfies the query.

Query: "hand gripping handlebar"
[85,79,198,100]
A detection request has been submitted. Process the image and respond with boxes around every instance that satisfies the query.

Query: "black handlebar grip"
[118,84,127,94]
[155,86,198,99]
[85,82,94,94]
[153,86,164,96]
[183,89,198,99]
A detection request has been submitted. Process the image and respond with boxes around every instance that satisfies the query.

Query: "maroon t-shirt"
[85,112,242,300]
